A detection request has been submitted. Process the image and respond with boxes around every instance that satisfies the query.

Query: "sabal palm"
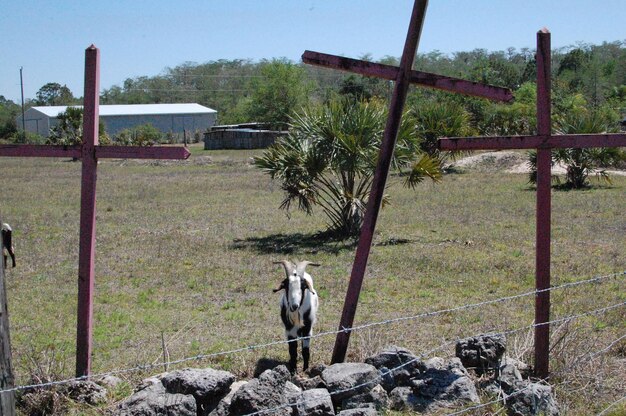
[528,110,623,188]
[254,99,441,237]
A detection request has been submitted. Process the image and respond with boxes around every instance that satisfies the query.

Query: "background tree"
[0,96,19,141]
[244,59,312,129]
[254,99,441,237]
[47,107,110,146]
[35,82,75,106]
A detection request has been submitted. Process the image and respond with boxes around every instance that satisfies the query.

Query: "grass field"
[1,144,624,415]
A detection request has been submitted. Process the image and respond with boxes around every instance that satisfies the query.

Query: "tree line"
[1,40,624,141]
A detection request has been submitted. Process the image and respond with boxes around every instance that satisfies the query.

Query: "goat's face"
[286,271,304,312]
[274,260,319,312]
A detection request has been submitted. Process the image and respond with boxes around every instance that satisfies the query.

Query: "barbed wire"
[242,301,625,416]
[597,394,626,416]
[0,271,623,395]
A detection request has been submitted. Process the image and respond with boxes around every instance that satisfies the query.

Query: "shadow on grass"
[231,231,358,255]
[231,231,416,255]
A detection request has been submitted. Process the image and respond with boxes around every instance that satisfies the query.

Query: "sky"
[1,0,625,103]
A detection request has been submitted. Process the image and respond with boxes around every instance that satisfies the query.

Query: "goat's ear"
[273,279,287,293]
[303,278,317,296]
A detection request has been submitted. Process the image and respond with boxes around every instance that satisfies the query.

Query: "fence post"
[0,216,16,416]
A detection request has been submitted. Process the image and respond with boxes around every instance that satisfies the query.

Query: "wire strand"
[0,271,622,395]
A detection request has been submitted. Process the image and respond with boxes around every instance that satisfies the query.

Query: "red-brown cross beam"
[0,45,190,377]
[439,29,626,378]
[302,0,514,365]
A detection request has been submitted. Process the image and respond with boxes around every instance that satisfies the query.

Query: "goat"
[2,223,15,269]
[273,260,320,373]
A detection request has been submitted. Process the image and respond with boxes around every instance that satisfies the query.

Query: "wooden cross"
[439,29,626,378]
[0,45,190,377]
[302,0,514,365]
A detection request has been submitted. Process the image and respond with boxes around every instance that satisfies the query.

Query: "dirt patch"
[450,151,626,176]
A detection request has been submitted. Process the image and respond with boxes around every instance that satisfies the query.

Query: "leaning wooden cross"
[0,45,190,377]
[302,0,514,366]
[439,29,626,378]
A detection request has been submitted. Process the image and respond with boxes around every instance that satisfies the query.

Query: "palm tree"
[254,99,442,238]
[528,108,624,188]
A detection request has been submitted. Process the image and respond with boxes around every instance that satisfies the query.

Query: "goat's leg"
[8,249,15,268]
[287,336,298,374]
[300,315,313,371]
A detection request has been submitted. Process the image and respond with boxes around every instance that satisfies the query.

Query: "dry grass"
[0,144,624,415]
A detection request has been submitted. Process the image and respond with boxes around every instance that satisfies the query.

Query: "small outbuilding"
[203,123,286,150]
[17,103,217,137]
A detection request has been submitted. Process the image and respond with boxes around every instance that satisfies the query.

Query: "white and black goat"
[273,260,319,373]
[2,223,15,269]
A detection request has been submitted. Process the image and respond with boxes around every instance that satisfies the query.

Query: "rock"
[321,363,379,405]
[307,363,327,378]
[501,357,531,379]
[341,384,388,412]
[294,375,326,391]
[455,334,506,374]
[505,381,559,416]
[229,365,293,415]
[65,380,107,405]
[117,381,196,416]
[498,358,523,390]
[389,357,479,413]
[377,367,396,393]
[161,367,236,414]
[161,367,236,398]
[209,381,248,416]
[364,346,423,387]
[289,388,335,416]
[96,375,123,389]
[337,408,378,416]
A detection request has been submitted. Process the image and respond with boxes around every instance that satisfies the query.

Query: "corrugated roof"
[32,103,217,117]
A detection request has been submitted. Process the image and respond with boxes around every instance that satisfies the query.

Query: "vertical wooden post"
[331,0,429,364]
[76,45,100,377]
[534,29,551,379]
[0,216,16,416]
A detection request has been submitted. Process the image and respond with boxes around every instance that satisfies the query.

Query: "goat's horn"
[274,260,295,278]
[296,261,320,275]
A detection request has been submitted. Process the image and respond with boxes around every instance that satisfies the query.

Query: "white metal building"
[17,103,218,137]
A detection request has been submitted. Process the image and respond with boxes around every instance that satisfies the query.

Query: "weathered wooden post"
[0,45,191,377]
[301,0,513,364]
[0,216,16,416]
[438,29,626,378]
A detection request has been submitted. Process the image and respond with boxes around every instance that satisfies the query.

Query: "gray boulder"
[65,380,107,405]
[208,381,248,416]
[294,375,326,391]
[228,365,294,415]
[96,375,123,389]
[117,381,196,416]
[161,367,236,415]
[505,381,559,416]
[341,384,388,412]
[289,388,335,416]
[456,334,506,374]
[389,357,479,413]
[364,346,423,387]
[337,408,378,416]
[321,363,379,405]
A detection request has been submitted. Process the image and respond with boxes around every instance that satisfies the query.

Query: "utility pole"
[19,68,26,141]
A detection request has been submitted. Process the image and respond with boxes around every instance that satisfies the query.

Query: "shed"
[204,125,286,150]
[17,103,217,137]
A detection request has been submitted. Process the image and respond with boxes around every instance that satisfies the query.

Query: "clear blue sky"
[1,0,625,103]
